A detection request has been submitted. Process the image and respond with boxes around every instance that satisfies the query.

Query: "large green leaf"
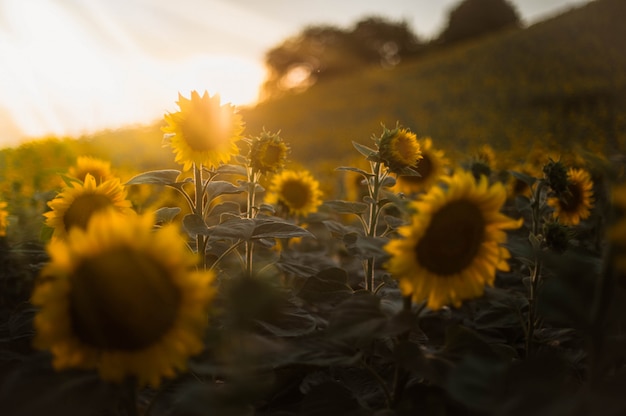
[205,180,244,199]
[182,213,210,237]
[298,267,354,304]
[209,217,255,241]
[252,218,313,239]
[323,200,369,215]
[153,206,181,223]
[125,169,182,185]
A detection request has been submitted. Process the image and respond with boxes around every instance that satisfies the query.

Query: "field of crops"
[1,0,626,414]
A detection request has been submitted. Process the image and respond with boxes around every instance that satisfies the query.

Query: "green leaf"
[252,218,313,239]
[509,169,537,187]
[255,300,317,337]
[326,293,387,343]
[352,141,378,158]
[205,181,244,200]
[298,267,354,304]
[207,201,241,221]
[209,217,255,241]
[323,200,369,215]
[182,214,210,237]
[215,163,247,176]
[125,169,181,185]
[154,207,181,223]
[335,166,373,178]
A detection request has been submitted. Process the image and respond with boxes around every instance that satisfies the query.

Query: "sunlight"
[0,0,265,145]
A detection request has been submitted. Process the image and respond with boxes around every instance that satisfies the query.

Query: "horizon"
[0,0,589,148]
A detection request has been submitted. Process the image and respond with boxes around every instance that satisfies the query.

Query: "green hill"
[239,0,626,166]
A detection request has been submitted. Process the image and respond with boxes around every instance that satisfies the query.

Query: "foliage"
[437,0,521,46]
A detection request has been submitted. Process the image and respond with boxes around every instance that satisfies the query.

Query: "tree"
[438,0,521,45]
[261,17,423,99]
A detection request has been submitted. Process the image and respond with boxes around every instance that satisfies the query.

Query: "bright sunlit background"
[0,0,588,147]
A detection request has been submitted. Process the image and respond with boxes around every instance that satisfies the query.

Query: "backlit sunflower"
[163,91,245,171]
[32,210,216,387]
[0,201,8,237]
[547,168,594,226]
[249,130,289,174]
[265,169,323,217]
[394,137,449,195]
[45,174,135,240]
[378,125,422,173]
[67,156,114,184]
[384,170,523,310]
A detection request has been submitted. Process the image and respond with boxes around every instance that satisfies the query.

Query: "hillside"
[239,0,626,166]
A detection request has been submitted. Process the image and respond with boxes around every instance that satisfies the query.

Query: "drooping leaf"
[182,213,210,237]
[209,217,255,241]
[335,166,373,178]
[214,163,247,177]
[252,218,313,239]
[125,169,181,185]
[326,293,387,343]
[205,181,244,200]
[509,169,537,187]
[153,206,181,223]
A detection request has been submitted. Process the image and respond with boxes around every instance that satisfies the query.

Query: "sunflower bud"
[543,158,569,194]
[249,130,289,174]
[377,125,422,174]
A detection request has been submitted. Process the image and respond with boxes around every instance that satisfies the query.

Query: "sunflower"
[68,156,114,184]
[45,174,135,240]
[163,91,245,171]
[384,170,523,310]
[547,168,594,226]
[249,130,289,174]
[378,125,422,173]
[0,201,8,237]
[265,169,323,217]
[32,210,215,387]
[394,137,449,195]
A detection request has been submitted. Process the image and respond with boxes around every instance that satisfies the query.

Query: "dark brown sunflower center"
[415,200,486,276]
[181,111,232,152]
[560,183,582,213]
[69,248,181,351]
[281,179,311,210]
[64,194,113,232]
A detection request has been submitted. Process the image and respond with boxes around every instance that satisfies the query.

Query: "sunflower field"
[0,84,626,416]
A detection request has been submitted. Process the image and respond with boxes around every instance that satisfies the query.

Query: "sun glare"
[0,0,265,146]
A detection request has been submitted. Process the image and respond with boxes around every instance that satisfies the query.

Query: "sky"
[0,0,590,147]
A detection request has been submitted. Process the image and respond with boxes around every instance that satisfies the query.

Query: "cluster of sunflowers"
[4,90,626,414]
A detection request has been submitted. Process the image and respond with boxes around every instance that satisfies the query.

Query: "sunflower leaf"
[205,181,244,200]
[182,214,210,237]
[252,218,313,239]
[352,141,378,158]
[209,217,255,241]
[125,169,181,185]
[323,200,369,215]
[214,163,247,176]
[509,169,537,187]
[154,207,181,223]
[335,166,374,178]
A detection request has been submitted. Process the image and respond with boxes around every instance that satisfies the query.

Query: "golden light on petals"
[44,174,135,240]
[379,127,422,172]
[265,169,323,217]
[32,211,216,387]
[68,156,114,184]
[547,168,594,226]
[163,91,245,171]
[384,170,523,310]
[394,137,448,195]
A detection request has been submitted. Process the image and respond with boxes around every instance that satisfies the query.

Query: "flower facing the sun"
[378,125,422,174]
[163,91,245,171]
[547,167,594,226]
[394,137,449,195]
[384,170,523,310]
[44,174,135,240]
[265,169,323,217]
[32,211,216,387]
[67,156,114,185]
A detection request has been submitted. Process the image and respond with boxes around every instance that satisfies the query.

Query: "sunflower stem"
[194,164,206,269]
[244,169,260,278]
[363,161,386,291]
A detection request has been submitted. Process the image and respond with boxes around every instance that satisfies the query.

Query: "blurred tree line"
[261,0,521,99]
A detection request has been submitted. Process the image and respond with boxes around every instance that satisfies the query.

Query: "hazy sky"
[0,0,589,146]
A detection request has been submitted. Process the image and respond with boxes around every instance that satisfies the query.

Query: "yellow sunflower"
[163,91,245,171]
[394,137,449,195]
[67,156,114,184]
[45,174,135,240]
[547,168,594,226]
[378,126,422,173]
[32,210,216,387]
[249,131,289,174]
[0,201,8,237]
[265,169,323,217]
[384,170,523,310]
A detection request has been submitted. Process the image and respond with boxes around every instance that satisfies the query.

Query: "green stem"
[364,162,386,291]
[194,164,206,269]
[361,358,392,409]
[244,169,259,278]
